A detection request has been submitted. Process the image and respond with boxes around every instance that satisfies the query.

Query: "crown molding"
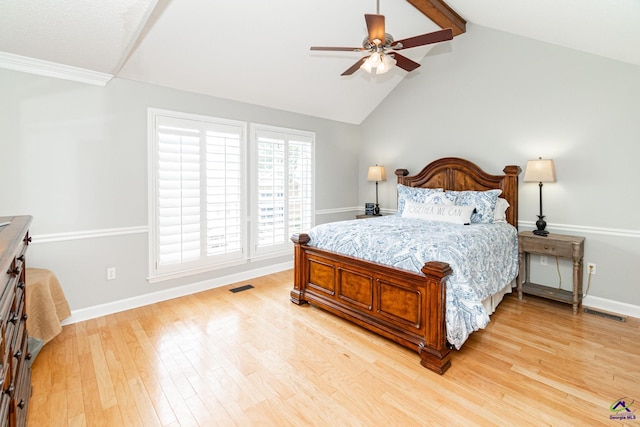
[0,52,113,86]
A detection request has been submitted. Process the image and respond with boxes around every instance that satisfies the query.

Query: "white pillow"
[402,201,475,225]
[493,198,510,223]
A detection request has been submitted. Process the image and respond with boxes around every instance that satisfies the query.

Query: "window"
[250,124,314,258]
[148,111,314,281]
[148,109,247,280]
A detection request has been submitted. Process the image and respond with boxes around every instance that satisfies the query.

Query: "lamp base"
[533,215,548,236]
[373,204,380,215]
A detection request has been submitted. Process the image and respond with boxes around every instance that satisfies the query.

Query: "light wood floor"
[28,270,640,426]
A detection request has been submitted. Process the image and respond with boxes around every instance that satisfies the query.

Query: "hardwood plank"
[88,333,118,410]
[28,271,640,426]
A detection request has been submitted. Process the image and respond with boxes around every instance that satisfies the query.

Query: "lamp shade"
[367,165,387,182]
[523,158,556,183]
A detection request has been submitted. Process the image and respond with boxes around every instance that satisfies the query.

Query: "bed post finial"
[395,169,409,185]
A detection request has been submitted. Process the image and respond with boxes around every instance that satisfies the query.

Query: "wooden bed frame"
[290,157,521,374]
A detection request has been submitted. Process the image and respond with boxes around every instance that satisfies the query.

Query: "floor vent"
[229,284,254,293]
[584,308,626,322]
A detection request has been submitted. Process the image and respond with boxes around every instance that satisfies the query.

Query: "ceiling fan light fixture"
[360,52,396,74]
[377,53,396,74]
[361,52,395,74]
[370,52,382,66]
[360,52,379,72]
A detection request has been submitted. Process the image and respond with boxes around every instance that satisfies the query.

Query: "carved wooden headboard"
[395,157,522,228]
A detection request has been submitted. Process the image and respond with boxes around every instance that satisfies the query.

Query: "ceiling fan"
[310,3,453,76]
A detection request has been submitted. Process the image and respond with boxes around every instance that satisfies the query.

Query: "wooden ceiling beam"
[407,0,466,36]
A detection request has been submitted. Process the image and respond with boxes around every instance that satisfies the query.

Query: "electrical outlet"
[106,267,116,280]
[540,256,548,266]
[588,263,597,275]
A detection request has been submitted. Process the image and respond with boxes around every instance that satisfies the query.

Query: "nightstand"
[517,231,585,314]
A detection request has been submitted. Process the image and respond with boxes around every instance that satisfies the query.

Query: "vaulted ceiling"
[1,0,638,124]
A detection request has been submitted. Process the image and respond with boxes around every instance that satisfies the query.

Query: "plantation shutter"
[252,125,314,256]
[150,112,246,279]
[205,127,243,258]
[157,118,202,266]
[288,139,313,235]
[256,133,286,249]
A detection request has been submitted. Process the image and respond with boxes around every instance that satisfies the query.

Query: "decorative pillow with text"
[401,201,475,225]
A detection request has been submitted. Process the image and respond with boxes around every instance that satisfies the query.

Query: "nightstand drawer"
[519,238,573,257]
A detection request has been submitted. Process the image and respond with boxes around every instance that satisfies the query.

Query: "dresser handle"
[21,313,28,321]
[9,268,20,277]
[26,352,32,361]
[24,236,32,244]
[17,399,25,409]
[13,349,22,359]
[9,313,18,324]
[17,255,25,262]
[17,281,25,289]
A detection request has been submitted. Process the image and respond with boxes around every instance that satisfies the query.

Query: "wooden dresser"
[0,216,32,427]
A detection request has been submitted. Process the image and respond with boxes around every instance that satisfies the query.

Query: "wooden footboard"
[290,233,453,374]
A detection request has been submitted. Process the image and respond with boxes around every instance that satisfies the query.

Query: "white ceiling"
[1,0,639,124]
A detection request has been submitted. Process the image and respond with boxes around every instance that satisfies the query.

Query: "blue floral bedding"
[307,215,519,349]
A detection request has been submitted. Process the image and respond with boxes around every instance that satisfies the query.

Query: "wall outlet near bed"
[106,267,116,280]
[539,256,548,266]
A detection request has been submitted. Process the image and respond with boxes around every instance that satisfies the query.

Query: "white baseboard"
[55,263,640,325]
[62,261,293,325]
[582,295,640,320]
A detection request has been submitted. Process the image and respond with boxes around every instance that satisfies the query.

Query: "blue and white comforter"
[307,215,519,349]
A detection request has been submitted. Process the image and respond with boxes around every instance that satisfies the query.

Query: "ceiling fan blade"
[310,46,366,52]
[391,28,453,50]
[341,57,368,76]
[391,52,421,72]
[365,14,386,44]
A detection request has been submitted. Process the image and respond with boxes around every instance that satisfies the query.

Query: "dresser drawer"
[0,285,15,333]
[13,342,30,427]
